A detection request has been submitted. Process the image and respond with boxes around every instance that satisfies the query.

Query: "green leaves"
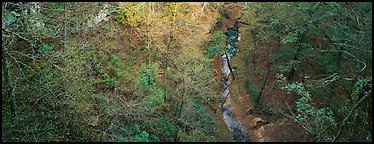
[135,131,150,142]
[131,124,141,134]
[353,76,372,99]
[204,32,225,58]
[38,43,53,54]
[136,63,158,91]
[8,13,15,21]
[281,29,304,44]
[279,80,339,142]
[275,73,286,85]
[134,130,160,142]
[115,137,128,142]
[318,53,337,74]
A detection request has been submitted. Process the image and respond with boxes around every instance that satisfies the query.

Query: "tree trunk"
[164,3,176,102]
[287,56,298,82]
[221,91,230,108]
[202,2,207,12]
[257,32,275,105]
[287,31,306,82]
[256,68,270,105]
[2,48,16,117]
[174,77,185,142]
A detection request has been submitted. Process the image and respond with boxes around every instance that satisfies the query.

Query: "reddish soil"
[209,3,312,142]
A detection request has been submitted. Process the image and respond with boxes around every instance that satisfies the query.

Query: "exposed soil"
[209,3,312,142]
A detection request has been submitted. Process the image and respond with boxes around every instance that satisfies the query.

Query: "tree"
[241,2,372,141]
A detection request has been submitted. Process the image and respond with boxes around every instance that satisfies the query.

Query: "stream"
[220,21,249,142]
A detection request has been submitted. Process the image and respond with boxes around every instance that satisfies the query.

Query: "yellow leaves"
[174,26,184,33]
[167,2,183,18]
[181,46,204,60]
[117,2,149,28]
[123,28,128,35]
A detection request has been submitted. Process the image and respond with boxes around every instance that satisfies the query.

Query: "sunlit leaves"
[116,2,148,27]
[281,30,301,44]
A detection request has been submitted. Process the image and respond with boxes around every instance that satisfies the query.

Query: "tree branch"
[320,50,367,72]
[333,89,371,142]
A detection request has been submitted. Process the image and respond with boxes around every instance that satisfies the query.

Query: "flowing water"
[220,21,249,142]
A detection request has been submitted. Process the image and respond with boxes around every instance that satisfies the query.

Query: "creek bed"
[219,21,249,142]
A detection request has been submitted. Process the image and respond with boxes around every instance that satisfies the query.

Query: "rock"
[249,117,263,129]
[87,4,117,27]
[245,108,253,114]
[90,115,99,127]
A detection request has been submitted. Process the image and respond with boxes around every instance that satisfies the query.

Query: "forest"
[2,2,372,142]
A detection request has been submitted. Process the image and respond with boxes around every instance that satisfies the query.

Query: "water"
[220,21,249,142]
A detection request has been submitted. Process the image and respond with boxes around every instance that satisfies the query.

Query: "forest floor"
[208,3,311,142]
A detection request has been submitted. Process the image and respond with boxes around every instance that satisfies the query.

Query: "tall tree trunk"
[256,65,270,106]
[257,32,275,105]
[2,48,16,117]
[164,3,177,102]
[287,55,298,82]
[287,31,306,82]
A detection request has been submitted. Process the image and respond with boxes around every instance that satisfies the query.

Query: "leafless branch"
[332,43,372,54]
[286,101,295,117]
[309,73,339,88]
[321,50,366,72]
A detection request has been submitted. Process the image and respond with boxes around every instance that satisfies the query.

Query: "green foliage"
[134,131,150,142]
[8,2,371,142]
[318,53,337,74]
[278,60,301,72]
[114,10,127,23]
[352,76,372,99]
[7,13,15,21]
[131,124,141,134]
[115,137,128,142]
[332,76,372,142]
[281,29,302,44]
[93,49,129,87]
[103,23,111,31]
[277,74,338,141]
[192,100,216,134]
[245,79,251,93]
[275,73,287,85]
[251,86,259,106]
[38,43,53,55]
[205,32,225,58]
[136,63,159,93]
[243,3,372,141]
[179,129,215,142]
[160,115,177,141]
